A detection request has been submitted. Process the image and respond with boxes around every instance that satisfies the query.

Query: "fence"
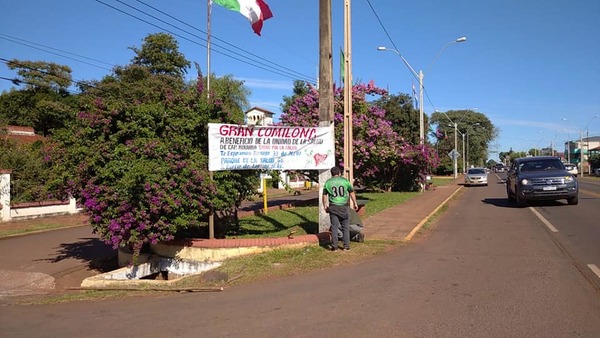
[0,170,80,222]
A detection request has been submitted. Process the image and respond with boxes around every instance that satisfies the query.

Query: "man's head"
[330,166,341,176]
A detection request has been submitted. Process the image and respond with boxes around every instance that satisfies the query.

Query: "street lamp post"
[438,111,458,179]
[377,36,466,145]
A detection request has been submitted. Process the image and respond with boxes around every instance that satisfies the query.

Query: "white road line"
[588,264,600,279]
[529,207,559,232]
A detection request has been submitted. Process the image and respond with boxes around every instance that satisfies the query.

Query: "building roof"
[244,106,275,117]
[1,125,45,145]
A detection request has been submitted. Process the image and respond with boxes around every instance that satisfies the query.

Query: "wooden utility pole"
[318,0,333,233]
[343,0,353,185]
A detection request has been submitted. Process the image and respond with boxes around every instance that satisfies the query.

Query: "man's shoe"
[342,247,350,252]
[356,233,365,243]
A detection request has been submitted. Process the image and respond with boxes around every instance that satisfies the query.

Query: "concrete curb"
[404,186,463,241]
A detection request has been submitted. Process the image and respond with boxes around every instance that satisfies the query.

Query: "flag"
[212,0,273,36]
[340,47,345,84]
[412,80,418,109]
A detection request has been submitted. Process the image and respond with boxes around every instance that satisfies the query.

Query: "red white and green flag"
[212,0,273,36]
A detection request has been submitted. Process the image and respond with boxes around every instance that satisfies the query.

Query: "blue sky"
[2,0,599,160]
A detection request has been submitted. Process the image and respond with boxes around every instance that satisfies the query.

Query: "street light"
[377,36,466,145]
[438,110,458,179]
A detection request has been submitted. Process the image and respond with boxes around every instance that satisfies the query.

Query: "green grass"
[0,222,73,238]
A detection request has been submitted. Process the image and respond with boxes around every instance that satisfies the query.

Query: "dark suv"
[506,156,578,207]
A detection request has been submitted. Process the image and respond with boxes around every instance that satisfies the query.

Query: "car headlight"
[564,176,574,182]
[520,178,530,185]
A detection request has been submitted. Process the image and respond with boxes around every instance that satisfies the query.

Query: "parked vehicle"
[563,163,578,175]
[506,156,578,207]
[464,168,488,186]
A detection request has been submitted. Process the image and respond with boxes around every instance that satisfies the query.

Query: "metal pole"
[207,0,214,239]
[462,133,466,173]
[454,122,458,179]
[579,130,583,178]
[567,137,570,163]
[419,70,424,145]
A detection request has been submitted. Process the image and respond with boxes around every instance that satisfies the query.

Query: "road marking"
[529,207,559,232]
[588,264,600,279]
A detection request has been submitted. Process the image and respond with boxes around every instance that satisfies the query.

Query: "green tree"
[0,60,78,135]
[0,139,49,203]
[129,33,191,78]
[430,109,497,171]
[46,34,257,256]
[280,81,439,191]
[6,59,72,92]
[373,92,420,145]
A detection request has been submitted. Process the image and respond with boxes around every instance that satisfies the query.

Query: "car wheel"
[506,184,515,202]
[514,188,526,207]
[567,195,579,205]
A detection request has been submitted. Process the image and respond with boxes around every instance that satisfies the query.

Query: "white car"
[564,163,578,175]
[464,168,488,186]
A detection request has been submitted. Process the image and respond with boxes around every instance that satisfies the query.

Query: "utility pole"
[343,0,353,184]
[318,0,333,233]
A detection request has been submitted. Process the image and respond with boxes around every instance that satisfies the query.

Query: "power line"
[0,34,113,72]
[133,0,312,82]
[95,0,314,83]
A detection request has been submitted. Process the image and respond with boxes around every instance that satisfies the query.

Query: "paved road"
[2,174,600,337]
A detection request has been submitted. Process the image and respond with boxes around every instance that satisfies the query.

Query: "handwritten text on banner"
[208,123,335,171]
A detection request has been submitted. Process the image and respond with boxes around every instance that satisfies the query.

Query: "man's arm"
[349,191,359,210]
[322,191,329,213]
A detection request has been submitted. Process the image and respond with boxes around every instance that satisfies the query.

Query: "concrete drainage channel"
[79,235,323,291]
[81,255,222,290]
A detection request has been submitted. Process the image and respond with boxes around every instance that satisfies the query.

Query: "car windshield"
[519,159,564,172]
[467,169,486,174]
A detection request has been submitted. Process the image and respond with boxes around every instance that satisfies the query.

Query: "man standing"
[322,166,359,251]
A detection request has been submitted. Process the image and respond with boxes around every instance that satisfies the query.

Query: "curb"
[404,185,463,241]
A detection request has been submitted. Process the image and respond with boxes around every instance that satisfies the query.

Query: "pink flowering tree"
[45,62,258,256]
[280,80,439,191]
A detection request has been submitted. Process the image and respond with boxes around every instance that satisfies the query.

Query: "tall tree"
[129,33,191,78]
[430,109,498,171]
[373,92,420,145]
[6,59,72,93]
[280,80,439,191]
[0,59,78,136]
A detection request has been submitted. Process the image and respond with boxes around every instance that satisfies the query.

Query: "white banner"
[208,123,335,171]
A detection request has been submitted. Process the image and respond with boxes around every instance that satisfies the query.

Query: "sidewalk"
[362,181,463,241]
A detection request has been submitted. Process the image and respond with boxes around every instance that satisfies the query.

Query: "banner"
[208,123,335,171]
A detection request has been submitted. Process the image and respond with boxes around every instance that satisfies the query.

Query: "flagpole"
[207,0,214,239]
[207,0,212,99]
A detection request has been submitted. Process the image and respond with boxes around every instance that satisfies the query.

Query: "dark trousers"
[329,204,350,249]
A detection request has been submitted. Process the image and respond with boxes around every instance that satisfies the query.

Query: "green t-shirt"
[324,176,354,206]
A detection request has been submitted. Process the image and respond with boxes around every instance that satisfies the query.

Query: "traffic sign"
[448,149,460,160]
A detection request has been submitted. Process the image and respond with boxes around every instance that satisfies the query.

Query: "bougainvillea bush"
[46,66,257,255]
[280,80,439,191]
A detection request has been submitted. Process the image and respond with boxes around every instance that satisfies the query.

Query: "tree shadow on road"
[38,237,117,272]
